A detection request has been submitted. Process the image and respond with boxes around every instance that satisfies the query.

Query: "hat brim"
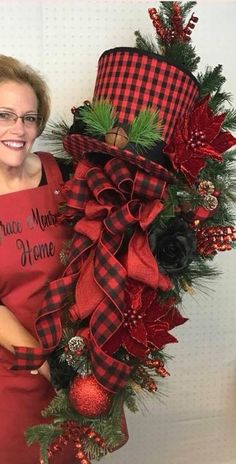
[63,134,174,183]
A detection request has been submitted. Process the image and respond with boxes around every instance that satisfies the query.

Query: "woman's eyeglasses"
[0,110,42,128]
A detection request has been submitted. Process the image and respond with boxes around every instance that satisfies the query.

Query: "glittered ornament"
[68,336,85,353]
[105,126,129,149]
[64,351,77,367]
[198,180,215,195]
[202,194,218,211]
[69,375,113,418]
[197,225,236,256]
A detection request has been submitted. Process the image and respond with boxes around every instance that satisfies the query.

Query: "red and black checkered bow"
[12,156,172,392]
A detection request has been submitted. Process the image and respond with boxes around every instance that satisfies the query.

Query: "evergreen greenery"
[78,101,163,152]
[197,65,226,97]
[25,424,62,464]
[181,1,197,18]
[78,100,117,137]
[164,41,200,73]
[128,109,163,150]
[173,258,221,297]
[42,120,71,158]
[208,90,232,113]
[222,109,236,131]
[134,30,158,53]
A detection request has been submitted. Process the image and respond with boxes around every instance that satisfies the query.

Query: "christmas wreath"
[25,2,236,463]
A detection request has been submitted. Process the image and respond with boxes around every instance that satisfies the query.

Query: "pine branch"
[25,424,62,464]
[159,2,197,28]
[42,120,71,158]
[208,90,232,113]
[78,100,117,137]
[222,109,236,131]
[181,2,197,20]
[197,65,226,97]
[134,30,158,53]
[128,109,163,151]
[41,390,80,422]
[173,258,221,296]
[164,41,200,73]
[123,386,139,413]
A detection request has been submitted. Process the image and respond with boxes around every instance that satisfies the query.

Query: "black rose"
[149,217,196,274]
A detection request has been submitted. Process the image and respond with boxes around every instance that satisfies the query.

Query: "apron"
[0,152,75,464]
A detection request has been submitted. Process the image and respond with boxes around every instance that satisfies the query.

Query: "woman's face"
[0,80,38,169]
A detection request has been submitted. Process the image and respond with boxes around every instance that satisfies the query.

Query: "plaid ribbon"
[12,233,92,370]
[12,156,170,392]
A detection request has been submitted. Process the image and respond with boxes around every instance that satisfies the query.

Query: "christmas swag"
[24,2,236,463]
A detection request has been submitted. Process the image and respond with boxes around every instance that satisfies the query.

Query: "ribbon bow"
[13,156,172,392]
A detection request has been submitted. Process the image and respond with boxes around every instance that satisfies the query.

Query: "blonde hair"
[0,55,50,135]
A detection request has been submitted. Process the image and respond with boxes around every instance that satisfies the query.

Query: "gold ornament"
[105,126,129,149]
[203,194,218,211]
[198,180,215,195]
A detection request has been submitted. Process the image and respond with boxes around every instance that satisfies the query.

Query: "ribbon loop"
[86,166,125,205]
[105,158,134,194]
[104,200,140,235]
[133,170,166,200]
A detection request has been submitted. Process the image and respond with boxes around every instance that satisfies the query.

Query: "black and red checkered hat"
[64,47,199,175]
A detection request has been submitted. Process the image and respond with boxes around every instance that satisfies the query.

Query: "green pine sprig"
[134,30,158,53]
[25,424,62,464]
[181,2,198,19]
[208,90,232,113]
[197,65,226,97]
[78,101,163,152]
[173,258,221,297]
[128,109,163,151]
[222,109,236,131]
[164,41,200,73]
[197,65,235,114]
[158,1,197,27]
[78,100,117,137]
[42,119,71,158]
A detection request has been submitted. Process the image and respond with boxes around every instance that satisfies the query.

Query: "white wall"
[1,2,236,463]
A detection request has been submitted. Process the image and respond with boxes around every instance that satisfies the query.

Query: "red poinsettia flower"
[164,96,236,184]
[103,279,187,359]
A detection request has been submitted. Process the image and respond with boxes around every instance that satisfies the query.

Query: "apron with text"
[0,152,75,464]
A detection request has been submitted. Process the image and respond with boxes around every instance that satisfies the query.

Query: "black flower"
[149,217,196,274]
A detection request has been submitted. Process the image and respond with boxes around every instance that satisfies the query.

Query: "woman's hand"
[37,360,51,382]
[0,305,52,383]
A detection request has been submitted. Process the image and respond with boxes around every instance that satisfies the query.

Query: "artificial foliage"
[71,102,163,153]
[75,100,117,138]
[27,2,236,463]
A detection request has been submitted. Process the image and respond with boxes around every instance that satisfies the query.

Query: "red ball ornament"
[69,375,113,418]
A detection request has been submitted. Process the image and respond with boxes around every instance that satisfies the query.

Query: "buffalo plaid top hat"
[63,47,199,178]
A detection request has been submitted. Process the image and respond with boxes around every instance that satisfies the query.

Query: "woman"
[0,55,74,463]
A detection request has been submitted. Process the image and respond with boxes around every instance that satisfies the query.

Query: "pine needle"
[164,42,200,73]
[78,100,117,137]
[222,109,236,131]
[208,90,232,113]
[42,119,71,158]
[128,109,163,151]
[181,2,197,20]
[134,30,158,53]
[25,424,62,464]
[197,65,226,97]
